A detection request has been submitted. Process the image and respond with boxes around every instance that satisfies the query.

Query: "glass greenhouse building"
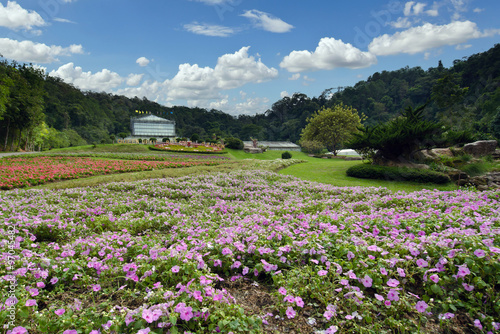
[130,115,176,138]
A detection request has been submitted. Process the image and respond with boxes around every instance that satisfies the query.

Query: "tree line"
[1,43,499,151]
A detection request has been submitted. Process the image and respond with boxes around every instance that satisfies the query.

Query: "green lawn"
[29,145,459,192]
[225,149,457,192]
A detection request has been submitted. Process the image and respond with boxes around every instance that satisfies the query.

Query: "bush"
[282,151,292,159]
[348,104,441,161]
[162,138,169,143]
[300,140,325,154]
[224,137,244,150]
[460,162,488,177]
[346,164,450,184]
[441,129,477,147]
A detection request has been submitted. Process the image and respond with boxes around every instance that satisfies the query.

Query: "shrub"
[224,137,244,150]
[162,138,169,143]
[346,164,450,184]
[300,140,325,154]
[348,104,441,161]
[460,162,488,177]
[149,137,157,143]
[441,129,477,147]
[282,151,292,159]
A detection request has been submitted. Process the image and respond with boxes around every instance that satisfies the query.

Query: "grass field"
[23,144,458,192]
[225,149,457,192]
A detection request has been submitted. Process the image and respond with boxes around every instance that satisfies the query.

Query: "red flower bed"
[0,156,229,189]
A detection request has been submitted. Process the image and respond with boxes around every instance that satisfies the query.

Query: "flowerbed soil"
[1,170,499,333]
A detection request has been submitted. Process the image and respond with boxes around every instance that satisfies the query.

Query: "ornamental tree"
[300,104,363,155]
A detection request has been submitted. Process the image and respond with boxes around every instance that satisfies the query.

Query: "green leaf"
[431,284,442,295]
[449,304,457,312]
[169,315,177,326]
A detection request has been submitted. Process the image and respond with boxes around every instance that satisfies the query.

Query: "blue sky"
[1,0,499,116]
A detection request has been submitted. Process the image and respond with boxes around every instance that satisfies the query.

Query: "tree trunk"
[3,118,9,151]
[25,129,31,151]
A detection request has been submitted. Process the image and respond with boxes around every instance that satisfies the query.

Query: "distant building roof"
[132,114,175,124]
[243,141,300,151]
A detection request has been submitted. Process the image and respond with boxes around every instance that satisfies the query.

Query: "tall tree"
[300,104,363,155]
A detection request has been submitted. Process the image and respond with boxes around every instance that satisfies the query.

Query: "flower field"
[0,156,230,190]
[1,170,499,333]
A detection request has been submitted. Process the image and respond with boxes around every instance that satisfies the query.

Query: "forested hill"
[1,44,499,150]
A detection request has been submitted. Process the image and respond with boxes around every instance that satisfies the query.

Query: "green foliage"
[346,163,450,184]
[492,108,500,140]
[224,137,244,150]
[299,140,325,154]
[149,137,157,143]
[118,132,128,140]
[162,137,170,142]
[440,128,477,147]
[190,133,200,142]
[460,162,488,177]
[301,103,363,155]
[281,151,292,159]
[348,104,441,161]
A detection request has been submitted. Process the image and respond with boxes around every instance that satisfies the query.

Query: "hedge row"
[346,163,450,184]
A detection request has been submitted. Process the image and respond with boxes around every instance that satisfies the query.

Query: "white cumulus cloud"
[49,63,124,91]
[368,20,496,56]
[126,73,144,86]
[241,10,293,33]
[280,37,377,73]
[0,1,45,30]
[184,22,236,37]
[0,38,83,63]
[136,57,150,67]
[166,46,277,100]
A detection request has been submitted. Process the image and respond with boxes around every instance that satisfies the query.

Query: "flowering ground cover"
[0,156,230,190]
[33,153,231,162]
[153,143,224,154]
[1,170,499,333]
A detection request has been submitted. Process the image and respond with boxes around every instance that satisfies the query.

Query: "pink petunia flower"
[429,274,439,283]
[416,259,428,268]
[415,300,428,313]
[374,293,384,301]
[179,305,194,321]
[295,296,304,308]
[55,308,65,316]
[462,283,474,291]
[171,265,180,273]
[387,289,399,301]
[325,325,338,334]
[92,284,101,292]
[474,249,486,258]
[278,287,287,295]
[25,299,37,306]
[286,306,296,319]
[318,270,328,276]
[9,327,28,334]
[387,279,399,287]
[360,275,373,288]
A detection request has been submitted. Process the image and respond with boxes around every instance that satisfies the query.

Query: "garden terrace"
[1,171,499,333]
